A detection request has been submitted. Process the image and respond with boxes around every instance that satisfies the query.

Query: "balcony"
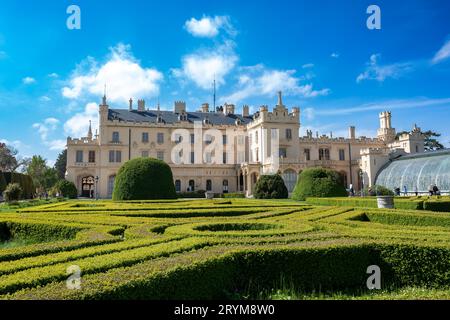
[74,162,97,167]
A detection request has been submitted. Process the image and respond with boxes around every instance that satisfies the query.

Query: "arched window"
[223,180,229,193]
[282,169,297,193]
[188,180,195,192]
[206,179,212,191]
[107,175,116,198]
[339,171,348,188]
[175,180,181,192]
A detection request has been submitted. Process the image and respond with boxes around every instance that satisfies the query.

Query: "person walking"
[403,185,408,196]
[414,185,418,196]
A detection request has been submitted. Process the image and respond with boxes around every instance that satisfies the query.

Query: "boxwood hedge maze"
[0,199,449,300]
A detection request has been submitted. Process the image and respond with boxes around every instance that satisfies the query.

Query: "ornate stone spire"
[87,120,92,140]
[277,91,283,106]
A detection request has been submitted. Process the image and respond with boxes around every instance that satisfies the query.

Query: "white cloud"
[432,39,450,64]
[22,77,36,84]
[303,107,315,121]
[356,54,413,83]
[64,102,98,138]
[0,139,24,150]
[172,41,238,90]
[48,73,59,78]
[223,64,330,104]
[302,63,314,69]
[39,96,51,102]
[309,97,450,116]
[184,15,235,38]
[62,43,163,103]
[32,118,66,151]
[331,53,339,58]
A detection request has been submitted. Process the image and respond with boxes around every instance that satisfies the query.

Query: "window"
[223,180,229,193]
[109,150,122,163]
[175,180,181,192]
[88,151,95,163]
[279,148,287,158]
[174,134,182,144]
[223,152,227,164]
[76,150,83,163]
[319,148,330,161]
[112,132,120,143]
[286,129,292,140]
[107,175,115,197]
[141,150,149,158]
[222,135,227,145]
[205,134,212,145]
[190,151,195,164]
[157,151,164,161]
[339,149,345,161]
[255,131,259,144]
[142,132,149,143]
[206,179,212,191]
[190,134,195,144]
[157,133,164,144]
[304,149,310,161]
[188,180,195,192]
[415,145,419,153]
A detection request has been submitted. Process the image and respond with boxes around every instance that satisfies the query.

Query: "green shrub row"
[221,192,246,198]
[304,197,450,211]
[0,238,210,295]
[6,242,449,300]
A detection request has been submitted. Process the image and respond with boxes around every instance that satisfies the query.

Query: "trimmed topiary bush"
[292,167,348,201]
[53,180,78,199]
[3,183,22,202]
[254,174,288,199]
[363,185,394,196]
[113,158,177,200]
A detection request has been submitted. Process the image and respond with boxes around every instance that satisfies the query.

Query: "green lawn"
[0,198,449,300]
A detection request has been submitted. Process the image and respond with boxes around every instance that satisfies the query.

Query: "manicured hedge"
[306,197,450,212]
[221,192,246,198]
[0,172,6,194]
[112,158,177,201]
[254,174,288,199]
[292,167,347,201]
[177,190,206,199]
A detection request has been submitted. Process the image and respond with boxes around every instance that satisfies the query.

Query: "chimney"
[174,101,186,114]
[129,98,133,111]
[348,126,356,139]
[201,103,209,113]
[224,103,235,115]
[137,99,146,112]
[242,105,249,117]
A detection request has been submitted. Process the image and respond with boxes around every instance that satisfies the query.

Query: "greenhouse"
[375,149,450,194]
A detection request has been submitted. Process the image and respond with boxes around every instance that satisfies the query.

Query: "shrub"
[177,190,206,199]
[292,167,348,201]
[254,174,288,199]
[3,183,22,202]
[112,158,177,201]
[53,180,78,199]
[363,185,394,196]
[0,172,6,194]
[423,200,450,212]
[222,193,246,199]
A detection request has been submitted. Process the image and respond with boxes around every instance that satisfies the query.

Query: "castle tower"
[377,111,396,143]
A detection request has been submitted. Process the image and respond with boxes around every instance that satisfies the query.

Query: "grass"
[0,198,448,300]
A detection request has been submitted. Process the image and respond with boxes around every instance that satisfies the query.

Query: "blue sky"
[0,0,450,164]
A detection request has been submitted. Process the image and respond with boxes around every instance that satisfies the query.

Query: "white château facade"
[66,92,425,198]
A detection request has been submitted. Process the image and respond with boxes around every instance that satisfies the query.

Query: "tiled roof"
[108,109,253,125]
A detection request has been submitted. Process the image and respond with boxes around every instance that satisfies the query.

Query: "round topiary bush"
[3,183,22,202]
[53,180,78,199]
[112,157,177,200]
[292,167,348,201]
[254,174,288,199]
[363,184,394,196]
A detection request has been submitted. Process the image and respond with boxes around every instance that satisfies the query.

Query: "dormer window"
[178,113,188,121]
[156,114,165,124]
[203,117,211,125]
[235,118,242,126]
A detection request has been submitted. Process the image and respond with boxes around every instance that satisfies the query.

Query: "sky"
[0,0,450,165]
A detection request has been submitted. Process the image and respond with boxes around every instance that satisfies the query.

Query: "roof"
[375,149,450,191]
[108,109,254,126]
